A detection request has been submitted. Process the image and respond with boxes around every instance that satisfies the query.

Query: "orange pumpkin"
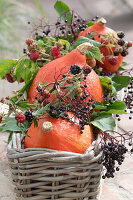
[78,18,123,73]
[28,43,103,104]
[25,113,94,154]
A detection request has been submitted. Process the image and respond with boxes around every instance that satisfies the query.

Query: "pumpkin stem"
[42,121,53,133]
[76,42,94,55]
[97,17,107,26]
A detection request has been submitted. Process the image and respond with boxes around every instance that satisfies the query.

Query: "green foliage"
[100,76,116,96]
[91,114,116,131]
[112,75,131,91]
[54,1,72,23]
[71,36,101,49]
[0,59,17,77]
[86,47,102,62]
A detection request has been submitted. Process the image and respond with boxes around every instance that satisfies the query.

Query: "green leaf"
[71,36,101,50]
[91,114,116,131]
[100,76,116,96]
[37,39,44,48]
[2,117,21,132]
[0,59,16,77]
[59,39,70,50]
[100,110,127,114]
[86,21,94,27]
[54,1,72,23]
[86,47,102,62]
[112,76,131,91]
[16,59,35,83]
[7,132,13,144]
[107,100,126,111]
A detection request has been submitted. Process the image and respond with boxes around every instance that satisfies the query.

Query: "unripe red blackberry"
[30,51,39,61]
[83,65,92,75]
[15,113,25,123]
[0,116,2,123]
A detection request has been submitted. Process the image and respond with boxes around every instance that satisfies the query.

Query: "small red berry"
[128,41,132,48]
[108,57,118,66]
[0,116,2,123]
[51,47,60,57]
[6,72,16,83]
[30,51,39,61]
[20,77,24,83]
[25,37,33,46]
[15,113,25,123]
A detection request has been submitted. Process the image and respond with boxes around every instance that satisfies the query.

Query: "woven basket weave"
[7,133,103,200]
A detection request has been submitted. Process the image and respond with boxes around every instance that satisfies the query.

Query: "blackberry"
[117,31,125,39]
[121,50,127,57]
[25,110,34,122]
[70,64,81,75]
[118,39,125,46]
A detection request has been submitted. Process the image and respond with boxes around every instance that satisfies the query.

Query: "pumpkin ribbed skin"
[78,22,123,72]
[28,48,103,103]
[24,113,94,154]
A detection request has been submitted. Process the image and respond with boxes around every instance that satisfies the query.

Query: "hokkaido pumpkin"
[28,43,103,104]
[78,18,123,73]
[24,113,94,154]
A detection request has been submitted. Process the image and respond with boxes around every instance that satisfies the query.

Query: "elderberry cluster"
[100,142,128,179]
[25,110,34,122]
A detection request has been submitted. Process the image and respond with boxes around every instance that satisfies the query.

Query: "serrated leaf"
[91,114,116,131]
[54,1,72,23]
[2,117,21,132]
[107,100,126,111]
[59,39,70,50]
[16,59,35,83]
[87,47,102,62]
[112,76,131,91]
[0,59,16,77]
[71,36,101,50]
[37,39,44,48]
[100,76,116,96]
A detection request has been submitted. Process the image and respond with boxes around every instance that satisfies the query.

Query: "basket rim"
[7,133,102,163]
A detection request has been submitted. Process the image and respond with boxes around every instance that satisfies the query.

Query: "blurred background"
[0,0,133,97]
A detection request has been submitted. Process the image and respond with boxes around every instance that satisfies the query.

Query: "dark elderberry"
[23,48,27,54]
[101,142,128,179]
[62,74,66,78]
[70,64,81,75]
[25,110,33,122]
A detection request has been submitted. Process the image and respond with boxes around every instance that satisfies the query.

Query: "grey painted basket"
[7,133,103,200]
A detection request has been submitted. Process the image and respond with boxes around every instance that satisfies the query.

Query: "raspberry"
[83,65,92,75]
[30,51,39,61]
[70,64,81,75]
[25,37,33,45]
[51,47,60,57]
[15,113,25,123]
[6,72,16,83]
[0,116,2,123]
[25,110,33,122]
[108,57,118,66]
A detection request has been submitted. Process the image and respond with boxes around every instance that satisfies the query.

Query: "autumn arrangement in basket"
[0,1,133,179]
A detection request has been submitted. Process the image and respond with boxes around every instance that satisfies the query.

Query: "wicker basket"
[7,133,103,200]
